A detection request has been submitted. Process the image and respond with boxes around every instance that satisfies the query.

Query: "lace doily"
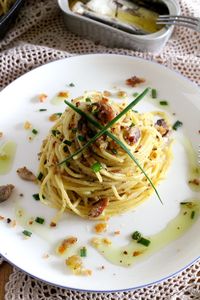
[5,263,200,300]
[0,0,200,299]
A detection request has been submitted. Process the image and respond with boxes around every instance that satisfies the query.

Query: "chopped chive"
[52,129,60,136]
[191,211,195,219]
[63,145,68,152]
[55,112,62,116]
[180,201,192,205]
[133,92,139,97]
[137,237,151,247]
[69,82,75,87]
[22,230,32,237]
[32,128,38,135]
[151,88,157,99]
[132,231,142,241]
[63,139,72,146]
[80,246,87,257]
[78,135,85,142]
[62,88,163,205]
[172,120,183,131]
[159,101,168,106]
[130,123,135,127]
[132,110,138,113]
[91,162,102,173]
[35,217,45,224]
[111,148,117,155]
[72,128,77,133]
[39,109,47,112]
[85,97,91,102]
[32,193,40,201]
[37,172,43,181]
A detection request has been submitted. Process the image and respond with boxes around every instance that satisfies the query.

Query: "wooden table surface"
[0,262,13,299]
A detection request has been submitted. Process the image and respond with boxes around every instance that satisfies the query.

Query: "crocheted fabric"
[0,0,200,299]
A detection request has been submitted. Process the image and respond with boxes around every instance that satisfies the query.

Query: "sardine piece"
[71,0,163,35]
[0,184,15,203]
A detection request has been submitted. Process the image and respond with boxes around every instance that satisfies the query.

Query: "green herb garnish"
[52,129,60,137]
[22,230,32,237]
[37,172,43,181]
[80,246,87,257]
[55,112,62,117]
[69,83,75,87]
[78,135,85,142]
[32,193,40,201]
[63,139,72,146]
[137,237,151,247]
[111,149,117,155]
[159,101,168,106]
[172,120,183,131]
[72,128,77,133]
[151,88,157,99]
[85,97,91,102]
[32,129,38,135]
[132,231,142,241]
[39,109,47,112]
[91,162,102,173]
[191,211,195,219]
[63,145,68,153]
[62,88,162,204]
[35,217,45,224]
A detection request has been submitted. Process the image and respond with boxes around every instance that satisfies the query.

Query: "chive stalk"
[22,230,32,237]
[60,88,149,165]
[132,231,142,241]
[32,129,38,135]
[37,172,43,181]
[80,247,87,257]
[35,217,45,224]
[159,101,168,106]
[62,88,162,204]
[151,88,157,99]
[91,162,102,173]
[172,120,183,131]
[137,237,151,247]
[191,211,195,219]
[32,193,40,201]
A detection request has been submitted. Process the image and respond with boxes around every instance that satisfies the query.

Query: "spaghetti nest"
[38,92,172,221]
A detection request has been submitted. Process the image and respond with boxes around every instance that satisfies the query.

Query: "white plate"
[0,54,200,292]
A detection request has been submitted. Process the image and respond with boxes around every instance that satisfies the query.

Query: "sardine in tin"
[58,0,180,53]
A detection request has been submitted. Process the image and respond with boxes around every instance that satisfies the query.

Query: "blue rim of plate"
[0,53,200,293]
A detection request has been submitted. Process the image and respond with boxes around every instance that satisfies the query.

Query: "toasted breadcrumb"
[58,91,69,98]
[0,132,3,138]
[24,121,32,130]
[0,216,4,220]
[102,238,112,245]
[133,251,142,257]
[58,237,78,254]
[49,113,60,122]
[114,230,120,235]
[66,255,92,276]
[50,221,57,227]
[103,90,112,97]
[94,222,107,234]
[38,93,48,102]
[91,237,101,247]
[117,91,127,98]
